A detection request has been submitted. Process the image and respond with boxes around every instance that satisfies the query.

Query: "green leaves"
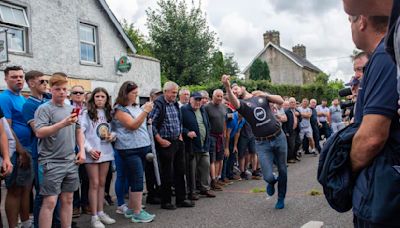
[249,59,271,81]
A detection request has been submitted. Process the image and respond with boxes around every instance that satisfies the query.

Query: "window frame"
[79,22,100,65]
[0,2,29,28]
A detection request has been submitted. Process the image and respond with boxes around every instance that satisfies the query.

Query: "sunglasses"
[71,91,85,95]
[126,82,137,93]
[39,79,49,84]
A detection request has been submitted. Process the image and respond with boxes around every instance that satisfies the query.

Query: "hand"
[2,158,13,176]
[18,150,31,169]
[158,139,171,148]
[318,122,322,128]
[62,113,78,127]
[105,132,116,142]
[187,131,197,139]
[224,148,229,157]
[75,151,86,165]
[233,147,238,154]
[89,149,101,160]
[142,102,154,114]
[179,134,183,142]
[221,74,231,88]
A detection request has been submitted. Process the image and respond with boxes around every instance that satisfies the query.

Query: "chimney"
[263,30,280,47]
[292,44,306,58]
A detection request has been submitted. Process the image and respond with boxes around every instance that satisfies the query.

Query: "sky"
[105,0,357,83]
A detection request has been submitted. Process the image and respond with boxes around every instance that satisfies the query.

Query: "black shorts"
[237,136,256,159]
[209,135,224,162]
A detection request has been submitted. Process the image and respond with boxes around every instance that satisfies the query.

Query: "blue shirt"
[355,40,400,144]
[22,94,51,159]
[0,89,31,148]
[226,111,246,139]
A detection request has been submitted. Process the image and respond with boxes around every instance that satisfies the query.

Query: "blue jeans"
[114,149,129,206]
[255,131,288,199]
[117,146,150,192]
[34,158,60,228]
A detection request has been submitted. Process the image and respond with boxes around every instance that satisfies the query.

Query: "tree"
[146,0,217,85]
[121,19,154,57]
[249,59,270,81]
[315,72,329,85]
[209,51,240,82]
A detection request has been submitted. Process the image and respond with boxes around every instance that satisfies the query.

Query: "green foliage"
[249,59,270,81]
[315,72,329,85]
[209,51,240,82]
[186,79,344,103]
[121,19,154,57]
[146,0,217,85]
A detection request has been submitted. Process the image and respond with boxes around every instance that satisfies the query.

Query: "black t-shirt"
[237,96,281,138]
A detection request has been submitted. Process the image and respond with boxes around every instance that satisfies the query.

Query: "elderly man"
[222,75,288,209]
[283,98,301,163]
[178,88,190,108]
[182,92,215,199]
[149,81,194,210]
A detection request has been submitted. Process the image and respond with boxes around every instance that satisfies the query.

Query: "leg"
[20,184,33,223]
[85,163,100,216]
[114,150,126,206]
[174,141,187,203]
[157,145,175,205]
[255,140,275,184]
[39,195,58,228]
[97,162,110,213]
[59,192,74,228]
[197,153,211,191]
[273,132,288,200]
[104,161,113,197]
[5,185,23,228]
[79,165,90,210]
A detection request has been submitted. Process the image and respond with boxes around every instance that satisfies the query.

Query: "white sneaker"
[91,216,105,228]
[98,213,116,225]
[116,204,129,214]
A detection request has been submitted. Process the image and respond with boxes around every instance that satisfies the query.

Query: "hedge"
[186,80,343,103]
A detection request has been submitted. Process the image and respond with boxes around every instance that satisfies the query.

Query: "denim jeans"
[114,149,129,206]
[255,131,288,199]
[34,158,60,228]
[117,146,150,192]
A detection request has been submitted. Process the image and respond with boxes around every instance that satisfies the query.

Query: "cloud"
[269,0,341,16]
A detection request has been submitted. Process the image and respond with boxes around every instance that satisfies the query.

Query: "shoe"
[275,198,285,209]
[176,200,195,208]
[217,180,227,186]
[98,213,116,225]
[199,190,216,198]
[287,159,296,164]
[252,175,262,180]
[240,172,249,180]
[295,156,301,161]
[91,216,105,228]
[124,209,134,219]
[312,150,318,156]
[211,180,223,191]
[229,175,242,181]
[188,193,200,200]
[221,178,234,185]
[104,195,114,206]
[161,203,176,210]
[82,205,92,215]
[131,210,155,223]
[72,208,81,218]
[146,196,161,205]
[116,204,129,215]
[266,182,276,196]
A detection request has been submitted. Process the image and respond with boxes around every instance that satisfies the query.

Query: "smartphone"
[71,108,80,116]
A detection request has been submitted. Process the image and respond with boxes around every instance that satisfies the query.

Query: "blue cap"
[191,92,202,99]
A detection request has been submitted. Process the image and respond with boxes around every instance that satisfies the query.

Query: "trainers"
[275,198,285,209]
[116,204,129,215]
[131,210,155,223]
[211,180,223,191]
[72,208,81,218]
[229,175,242,181]
[266,182,275,196]
[104,195,114,206]
[98,213,116,225]
[240,172,249,180]
[91,216,105,228]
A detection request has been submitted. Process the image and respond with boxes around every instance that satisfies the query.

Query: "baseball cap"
[191,92,202,100]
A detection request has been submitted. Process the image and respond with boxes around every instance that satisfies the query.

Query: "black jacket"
[181,104,210,153]
[282,108,301,135]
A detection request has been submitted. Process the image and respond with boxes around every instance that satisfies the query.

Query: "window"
[80,23,98,63]
[0,2,29,53]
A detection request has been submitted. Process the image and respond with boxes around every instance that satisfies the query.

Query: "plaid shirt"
[149,100,181,139]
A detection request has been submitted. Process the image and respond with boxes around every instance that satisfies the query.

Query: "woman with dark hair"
[80,87,116,228]
[112,81,155,223]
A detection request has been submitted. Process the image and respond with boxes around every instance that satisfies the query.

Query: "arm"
[0,120,12,175]
[258,93,284,105]
[300,112,312,119]
[12,130,31,168]
[224,127,232,157]
[233,129,240,153]
[114,109,148,131]
[221,75,241,109]
[36,113,78,138]
[75,128,86,164]
[350,114,391,173]
[278,113,288,123]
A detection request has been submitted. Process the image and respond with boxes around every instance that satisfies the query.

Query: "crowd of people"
[0,64,361,228]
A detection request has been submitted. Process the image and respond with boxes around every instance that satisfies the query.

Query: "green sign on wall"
[116,56,132,73]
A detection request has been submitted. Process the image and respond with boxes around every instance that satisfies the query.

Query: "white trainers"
[91,216,105,228]
[116,204,129,214]
[98,213,116,225]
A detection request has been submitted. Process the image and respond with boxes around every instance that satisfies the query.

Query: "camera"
[339,87,352,97]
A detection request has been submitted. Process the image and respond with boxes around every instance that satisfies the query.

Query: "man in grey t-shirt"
[298,98,317,155]
[34,73,85,228]
[329,98,345,133]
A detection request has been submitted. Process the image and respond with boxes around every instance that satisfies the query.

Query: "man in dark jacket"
[282,97,301,163]
[181,92,215,199]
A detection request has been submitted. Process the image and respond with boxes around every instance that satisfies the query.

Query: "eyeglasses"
[39,79,49,84]
[71,91,85,95]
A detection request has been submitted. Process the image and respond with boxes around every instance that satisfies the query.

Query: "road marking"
[301,221,324,228]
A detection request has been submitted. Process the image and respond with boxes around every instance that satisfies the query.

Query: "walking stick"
[147,119,161,186]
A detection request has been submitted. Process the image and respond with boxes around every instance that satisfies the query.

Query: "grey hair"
[179,87,190,95]
[71,85,85,91]
[163,81,179,92]
[213,89,223,97]
[199,90,209,98]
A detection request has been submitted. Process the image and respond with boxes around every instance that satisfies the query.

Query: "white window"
[80,23,98,63]
[0,2,29,53]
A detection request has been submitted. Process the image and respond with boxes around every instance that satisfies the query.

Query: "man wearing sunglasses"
[70,85,86,112]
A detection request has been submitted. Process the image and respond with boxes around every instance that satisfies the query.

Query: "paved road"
[73,154,353,228]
